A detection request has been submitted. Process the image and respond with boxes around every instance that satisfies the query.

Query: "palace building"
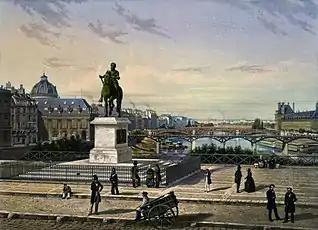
[275,101,318,132]
[30,74,93,142]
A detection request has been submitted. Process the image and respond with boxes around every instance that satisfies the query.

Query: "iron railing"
[191,153,318,166]
[0,161,168,185]
[22,151,89,161]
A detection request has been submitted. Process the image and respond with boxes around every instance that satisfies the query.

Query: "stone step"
[18,174,163,183]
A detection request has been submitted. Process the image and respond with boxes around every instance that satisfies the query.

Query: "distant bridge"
[149,126,261,136]
[129,133,318,145]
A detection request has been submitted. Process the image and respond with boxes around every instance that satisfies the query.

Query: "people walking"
[234,165,242,193]
[89,175,103,215]
[244,168,256,193]
[284,187,297,223]
[154,164,162,188]
[110,167,119,195]
[266,184,281,221]
[205,169,212,192]
[131,161,140,188]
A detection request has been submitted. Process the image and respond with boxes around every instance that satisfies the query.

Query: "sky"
[0,0,317,120]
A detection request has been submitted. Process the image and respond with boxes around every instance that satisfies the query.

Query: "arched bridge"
[129,133,318,145]
[151,126,257,136]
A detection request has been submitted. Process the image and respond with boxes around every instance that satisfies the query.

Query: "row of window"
[45,119,88,129]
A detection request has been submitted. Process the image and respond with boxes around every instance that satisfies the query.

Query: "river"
[162,132,280,155]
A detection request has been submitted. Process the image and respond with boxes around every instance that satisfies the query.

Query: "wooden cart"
[141,191,179,229]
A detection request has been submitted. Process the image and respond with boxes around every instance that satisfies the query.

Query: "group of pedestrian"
[234,165,256,193]
[132,161,162,188]
[266,184,297,223]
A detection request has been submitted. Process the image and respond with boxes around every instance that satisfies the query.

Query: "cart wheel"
[171,206,179,217]
[148,204,176,229]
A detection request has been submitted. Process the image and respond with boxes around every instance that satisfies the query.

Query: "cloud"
[88,20,128,44]
[225,64,273,73]
[11,0,88,28]
[19,24,57,47]
[172,66,210,73]
[44,57,98,72]
[212,0,318,36]
[113,2,171,39]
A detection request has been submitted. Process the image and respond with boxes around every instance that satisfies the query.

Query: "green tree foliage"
[191,143,253,155]
[252,118,264,129]
[32,136,93,152]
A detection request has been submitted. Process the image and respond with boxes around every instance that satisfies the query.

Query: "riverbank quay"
[0,165,317,207]
[0,197,316,229]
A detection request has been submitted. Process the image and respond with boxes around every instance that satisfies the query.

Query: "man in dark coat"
[266,184,281,221]
[154,164,162,188]
[89,175,103,215]
[284,187,297,223]
[110,167,119,195]
[131,161,140,188]
[234,165,242,193]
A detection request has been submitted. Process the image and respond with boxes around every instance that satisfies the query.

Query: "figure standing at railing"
[110,167,119,195]
[131,161,141,188]
[204,169,212,192]
[89,175,103,215]
[234,165,242,193]
[146,165,155,188]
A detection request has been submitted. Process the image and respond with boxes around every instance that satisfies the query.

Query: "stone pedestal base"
[89,117,132,164]
[89,147,132,164]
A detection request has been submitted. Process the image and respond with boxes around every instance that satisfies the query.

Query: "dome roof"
[30,74,59,98]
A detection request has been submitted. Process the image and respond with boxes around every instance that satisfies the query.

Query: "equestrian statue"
[98,62,123,117]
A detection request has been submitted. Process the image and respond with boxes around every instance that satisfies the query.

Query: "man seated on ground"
[62,183,72,199]
[135,191,149,221]
[254,156,266,168]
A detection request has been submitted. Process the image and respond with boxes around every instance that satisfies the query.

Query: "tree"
[252,118,264,129]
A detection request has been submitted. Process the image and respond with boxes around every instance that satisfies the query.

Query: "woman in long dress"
[244,168,256,193]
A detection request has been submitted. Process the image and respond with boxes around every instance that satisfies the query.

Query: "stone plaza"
[0,164,317,229]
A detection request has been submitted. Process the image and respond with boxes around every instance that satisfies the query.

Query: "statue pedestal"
[89,117,132,164]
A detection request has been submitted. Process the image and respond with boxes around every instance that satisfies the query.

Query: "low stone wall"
[0,161,48,179]
[165,157,201,184]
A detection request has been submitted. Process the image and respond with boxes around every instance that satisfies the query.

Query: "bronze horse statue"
[99,74,123,117]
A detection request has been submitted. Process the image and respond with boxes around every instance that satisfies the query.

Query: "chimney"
[5,81,11,90]
[277,102,281,110]
[292,102,295,112]
[316,101,318,112]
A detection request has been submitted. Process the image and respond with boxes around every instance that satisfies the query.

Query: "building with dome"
[30,74,94,142]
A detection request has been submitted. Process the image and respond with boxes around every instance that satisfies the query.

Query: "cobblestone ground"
[176,165,318,203]
[0,219,244,230]
[1,165,317,204]
[0,195,317,228]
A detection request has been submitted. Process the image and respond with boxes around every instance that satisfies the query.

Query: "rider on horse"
[99,62,120,102]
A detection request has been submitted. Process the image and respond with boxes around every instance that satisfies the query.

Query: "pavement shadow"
[98,208,134,215]
[210,186,231,192]
[255,184,268,192]
[177,213,213,223]
[118,192,136,195]
[178,169,205,185]
[295,212,318,221]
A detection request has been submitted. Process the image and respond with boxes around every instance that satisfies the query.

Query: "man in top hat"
[234,165,242,193]
[284,187,297,223]
[135,191,149,221]
[89,175,103,215]
[131,161,140,188]
[266,184,281,221]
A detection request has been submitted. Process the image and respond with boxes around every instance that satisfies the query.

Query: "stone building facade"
[0,88,12,147]
[30,74,93,142]
[5,82,38,146]
[275,101,318,132]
